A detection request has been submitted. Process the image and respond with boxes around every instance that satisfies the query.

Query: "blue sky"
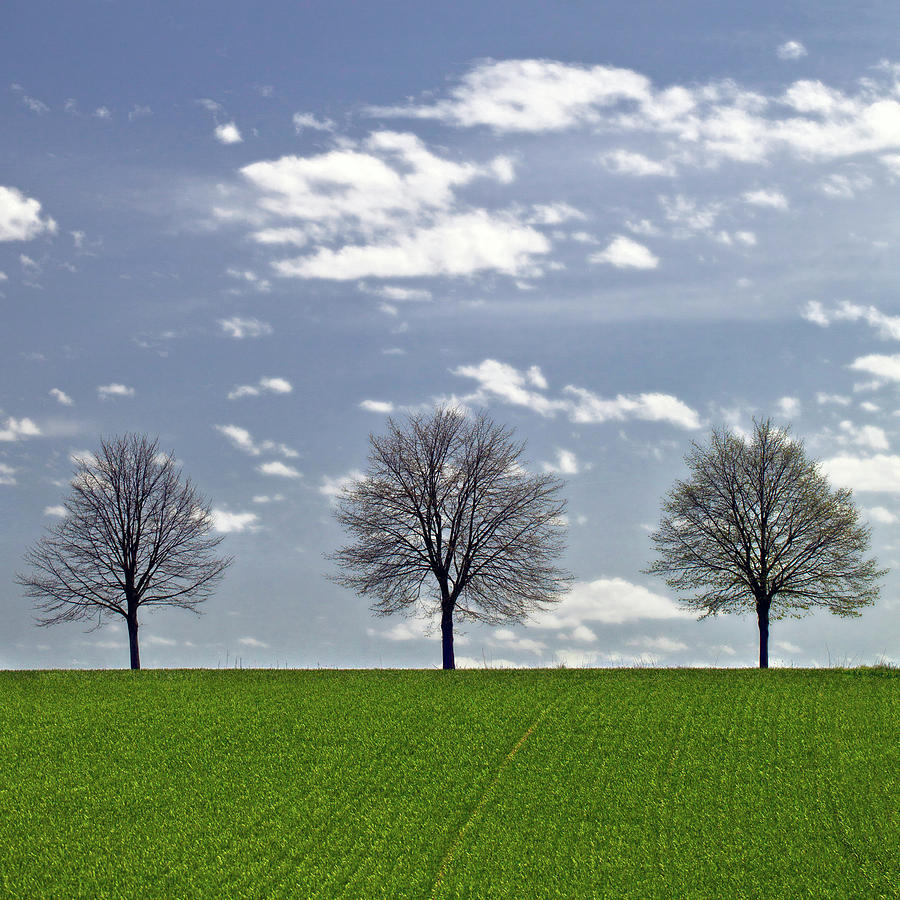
[3,1,900,668]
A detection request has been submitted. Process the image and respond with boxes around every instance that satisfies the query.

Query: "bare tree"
[646,419,884,668]
[17,434,232,669]
[328,407,572,669]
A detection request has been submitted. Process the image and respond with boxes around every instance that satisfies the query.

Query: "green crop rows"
[0,669,897,898]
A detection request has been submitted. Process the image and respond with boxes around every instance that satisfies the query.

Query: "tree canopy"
[18,433,231,669]
[329,407,572,669]
[646,419,884,667]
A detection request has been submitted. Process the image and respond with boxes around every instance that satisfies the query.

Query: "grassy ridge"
[0,669,897,898]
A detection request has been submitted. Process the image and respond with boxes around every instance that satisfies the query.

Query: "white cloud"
[273,210,549,280]
[0,186,57,242]
[320,469,365,498]
[542,449,580,475]
[816,392,852,406]
[359,400,395,414]
[362,283,432,302]
[626,635,689,653]
[776,41,808,60]
[527,203,587,224]
[214,424,298,458]
[837,420,889,451]
[600,149,675,176]
[227,376,293,400]
[864,505,897,524]
[776,396,800,418]
[529,577,693,628]
[589,235,658,269]
[214,122,243,144]
[0,462,16,485]
[563,386,703,429]
[452,359,701,430]
[803,301,900,341]
[43,505,67,517]
[219,317,273,339]
[850,354,900,382]
[97,383,135,400]
[367,59,654,131]
[238,636,269,648]
[224,131,543,282]
[820,453,900,492]
[742,188,789,209]
[144,635,178,647]
[225,268,271,292]
[211,508,260,533]
[293,112,336,132]
[252,493,284,504]
[0,417,41,441]
[10,84,49,115]
[369,57,900,166]
[49,388,73,406]
[128,105,152,121]
[258,460,302,478]
[93,106,112,120]
[819,172,873,199]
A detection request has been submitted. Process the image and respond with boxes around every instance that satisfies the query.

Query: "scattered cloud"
[43,505,66,517]
[211,508,260,533]
[252,493,284,504]
[93,106,112,120]
[214,122,243,144]
[359,400,395,414]
[272,210,549,280]
[820,453,900,492]
[865,505,897,525]
[776,396,800,418]
[97,383,135,400]
[850,354,900,383]
[776,41,808,60]
[742,188,788,209]
[10,83,49,115]
[0,186,58,242]
[836,420,889,451]
[128,105,152,121]
[368,57,900,167]
[49,388,73,406]
[225,268,271,292]
[320,469,364,498]
[626,635,689,653]
[803,301,900,340]
[361,284,432,302]
[218,317,273,339]
[0,463,16,485]
[452,359,702,430]
[258,460,302,478]
[238,636,269,648]
[541,448,581,475]
[816,392,852,406]
[600,149,676,177]
[227,376,293,400]
[529,577,693,629]
[590,235,659,269]
[819,171,873,199]
[0,417,41,442]
[527,202,587,224]
[293,112,336,132]
[214,424,298,458]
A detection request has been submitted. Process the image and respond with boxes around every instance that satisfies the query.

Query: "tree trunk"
[441,606,455,670]
[756,599,770,669]
[127,610,141,670]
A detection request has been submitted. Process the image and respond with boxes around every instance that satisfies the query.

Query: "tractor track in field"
[427,688,568,900]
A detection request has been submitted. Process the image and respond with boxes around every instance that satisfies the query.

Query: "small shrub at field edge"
[0,669,897,899]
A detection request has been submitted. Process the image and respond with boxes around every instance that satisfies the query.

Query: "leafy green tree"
[646,419,884,667]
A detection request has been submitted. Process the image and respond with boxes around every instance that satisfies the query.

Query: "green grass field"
[0,669,897,899]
